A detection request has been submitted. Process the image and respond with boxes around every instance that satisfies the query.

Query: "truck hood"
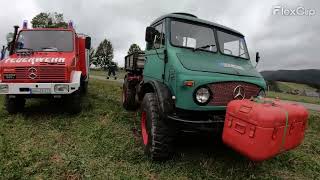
[176,52,262,78]
[0,52,75,67]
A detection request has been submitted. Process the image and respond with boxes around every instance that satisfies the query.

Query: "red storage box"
[222,98,308,161]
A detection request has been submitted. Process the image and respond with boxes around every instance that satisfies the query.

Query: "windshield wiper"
[16,48,34,54]
[193,44,216,52]
[237,51,249,58]
[41,47,59,51]
[16,48,34,52]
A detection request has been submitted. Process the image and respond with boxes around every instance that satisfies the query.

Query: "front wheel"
[81,81,88,95]
[140,93,174,161]
[65,90,82,114]
[5,95,26,114]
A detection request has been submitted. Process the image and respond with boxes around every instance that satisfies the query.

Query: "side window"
[153,22,165,49]
[161,22,166,46]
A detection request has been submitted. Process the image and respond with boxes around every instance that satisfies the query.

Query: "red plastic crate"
[222,98,308,161]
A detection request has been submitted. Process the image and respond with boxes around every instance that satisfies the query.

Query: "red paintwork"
[77,36,87,78]
[0,28,88,83]
[141,111,148,145]
[222,98,308,161]
[127,74,142,81]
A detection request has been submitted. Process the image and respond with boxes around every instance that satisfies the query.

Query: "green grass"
[267,91,320,105]
[277,82,317,92]
[90,69,126,79]
[0,80,320,179]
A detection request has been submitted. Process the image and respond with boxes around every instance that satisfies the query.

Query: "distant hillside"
[260,69,320,86]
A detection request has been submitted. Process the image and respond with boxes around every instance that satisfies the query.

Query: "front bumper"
[0,82,80,95]
[167,109,226,132]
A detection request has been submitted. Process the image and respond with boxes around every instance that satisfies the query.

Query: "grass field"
[277,82,317,92]
[0,79,320,179]
[267,91,320,105]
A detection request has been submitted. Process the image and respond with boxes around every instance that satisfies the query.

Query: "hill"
[260,69,320,86]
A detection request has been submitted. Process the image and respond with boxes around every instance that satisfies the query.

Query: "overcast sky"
[0,0,318,70]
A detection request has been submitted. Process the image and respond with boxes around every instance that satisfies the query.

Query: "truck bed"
[124,52,145,73]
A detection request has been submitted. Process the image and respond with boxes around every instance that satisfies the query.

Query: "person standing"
[107,62,117,80]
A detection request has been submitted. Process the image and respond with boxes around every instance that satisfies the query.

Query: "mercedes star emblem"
[28,67,37,79]
[233,85,245,100]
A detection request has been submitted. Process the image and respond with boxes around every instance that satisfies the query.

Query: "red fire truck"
[0,21,91,114]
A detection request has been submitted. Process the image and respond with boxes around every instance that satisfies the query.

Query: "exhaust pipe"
[9,25,19,55]
[1,46,5,60]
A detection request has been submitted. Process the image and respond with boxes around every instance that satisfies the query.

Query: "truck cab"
[0,22,91,113]
[125,13,266,160]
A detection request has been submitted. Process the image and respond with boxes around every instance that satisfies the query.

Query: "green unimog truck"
[122,13,266,160]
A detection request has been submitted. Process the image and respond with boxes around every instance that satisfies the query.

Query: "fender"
[71,71,82,84]
[140,80,175,119]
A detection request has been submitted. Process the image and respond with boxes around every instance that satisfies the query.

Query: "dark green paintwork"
[143,14,266,111]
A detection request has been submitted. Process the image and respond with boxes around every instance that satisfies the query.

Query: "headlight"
[0,84,9,93]
[194,87,211,105]
[258,89,266,98]
[54,84,69,93]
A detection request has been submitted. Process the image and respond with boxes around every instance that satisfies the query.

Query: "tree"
[95,39,114,69]
[127,43,142,55]
[31,12,68,28]
[89,48,97,66]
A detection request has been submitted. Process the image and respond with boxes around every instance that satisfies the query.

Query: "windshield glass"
[217,31,249,59]
[171,20,217,52]
[16,30,74,52]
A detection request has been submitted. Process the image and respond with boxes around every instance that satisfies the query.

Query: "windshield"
[16,30,74,52]
[217,31,249,59]
[171,20,217,52]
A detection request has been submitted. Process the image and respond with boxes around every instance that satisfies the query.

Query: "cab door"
[143,20,166,82]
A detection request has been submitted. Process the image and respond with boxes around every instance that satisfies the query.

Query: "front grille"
[208,82,260,106]
[4,66,67,82]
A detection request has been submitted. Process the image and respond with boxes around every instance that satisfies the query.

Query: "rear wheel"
[122,78,138,111]
[5,95,25,114]
[141,93,174,161]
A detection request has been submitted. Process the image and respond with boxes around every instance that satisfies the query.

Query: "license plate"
[31,88,51,94]
[4,74,16,79]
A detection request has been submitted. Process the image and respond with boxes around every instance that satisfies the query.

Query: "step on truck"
[0,21,91,114]
[123,13,267,161]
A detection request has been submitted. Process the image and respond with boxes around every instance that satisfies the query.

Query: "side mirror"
[85,37,91,49]
[145,26,156,44]
[255,52,260,68]
[256,52,260,63]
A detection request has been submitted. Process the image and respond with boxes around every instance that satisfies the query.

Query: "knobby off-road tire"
[5,95,26,114]
[65,90,82,114]
[122,78,138,111]
[81,80,88,95]
[140,93,174,161]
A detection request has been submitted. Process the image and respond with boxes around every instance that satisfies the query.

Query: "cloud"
[0,0,318,69]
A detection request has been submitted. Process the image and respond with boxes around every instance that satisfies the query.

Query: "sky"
[0,0,318,71]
